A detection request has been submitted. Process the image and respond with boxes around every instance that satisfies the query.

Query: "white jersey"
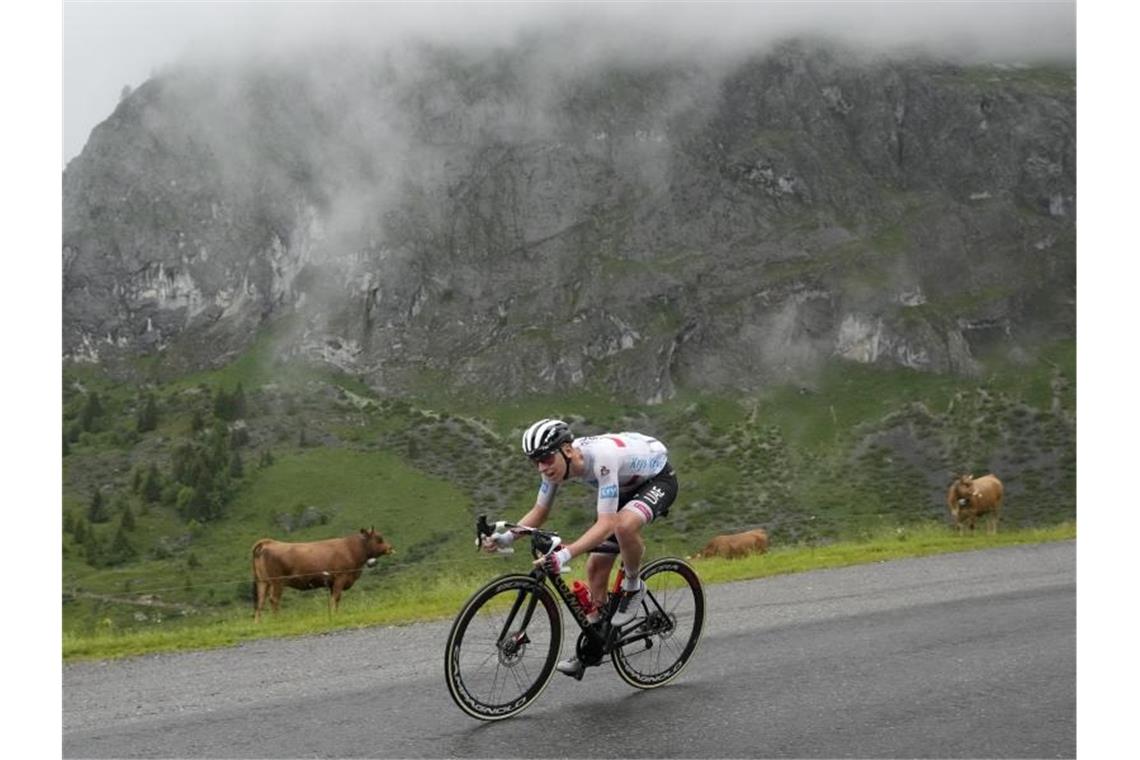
[535,432,669,515]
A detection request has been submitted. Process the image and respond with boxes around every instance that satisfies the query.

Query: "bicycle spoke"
[445,574,562,720]
[611,559,704,689]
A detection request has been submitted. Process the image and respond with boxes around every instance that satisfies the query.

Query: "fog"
[64,1,1075,165]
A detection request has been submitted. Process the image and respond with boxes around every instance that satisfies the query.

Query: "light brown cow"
[251,527,394,622]
[946,474,1003,534]
[693,528,770,559]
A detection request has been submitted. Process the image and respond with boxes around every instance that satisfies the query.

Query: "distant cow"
[693,528,769,559]
[946,474,1003,534]
[251,527,394,622]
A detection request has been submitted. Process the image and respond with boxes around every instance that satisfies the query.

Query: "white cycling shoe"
[610,580,646,627]
[556,656,585,679]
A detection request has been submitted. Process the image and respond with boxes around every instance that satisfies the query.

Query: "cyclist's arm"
[516,503,551,529]
[562,459,621,558]
[564,512,619,559]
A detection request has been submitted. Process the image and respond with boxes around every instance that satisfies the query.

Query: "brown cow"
[251,527,394,622]
[693,528,770,559]
[946,474,1003,534]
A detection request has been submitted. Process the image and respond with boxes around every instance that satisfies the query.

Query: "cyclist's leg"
[585,552,616,610]
[614,509,647,588]
[615,464,678,587]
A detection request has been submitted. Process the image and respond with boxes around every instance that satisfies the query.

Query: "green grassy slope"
[62,336,1076,645]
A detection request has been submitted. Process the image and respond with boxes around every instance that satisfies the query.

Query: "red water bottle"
[571,580,593,613]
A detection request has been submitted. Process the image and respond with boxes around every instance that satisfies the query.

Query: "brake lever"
[475,514,492,550]
[475,515,516,554]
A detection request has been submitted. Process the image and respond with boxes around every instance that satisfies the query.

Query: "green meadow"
[63,522,1075,661]
[62,333,1075,660]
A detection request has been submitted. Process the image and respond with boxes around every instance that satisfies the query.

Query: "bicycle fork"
[496,585,542,661]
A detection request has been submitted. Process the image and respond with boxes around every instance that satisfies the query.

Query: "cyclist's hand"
[535,547,572,574]
[481,530,515,553]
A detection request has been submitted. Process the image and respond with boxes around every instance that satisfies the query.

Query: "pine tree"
[87,489,110,523]
[80,392,104,432]
[108,524,137,564]
[143,463,163,503]
[212,386,233,420]
[120,505,136,531]
[136,392,159,433]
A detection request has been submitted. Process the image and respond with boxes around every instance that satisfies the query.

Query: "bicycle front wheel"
[611,557,704,689]
[444,573,563,720]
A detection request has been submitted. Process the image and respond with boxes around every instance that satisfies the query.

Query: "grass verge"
[63,521,1075,662]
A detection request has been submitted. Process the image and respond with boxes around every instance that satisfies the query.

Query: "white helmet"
[521,418,574,459]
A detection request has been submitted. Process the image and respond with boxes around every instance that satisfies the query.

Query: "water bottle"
[571,580,593,613]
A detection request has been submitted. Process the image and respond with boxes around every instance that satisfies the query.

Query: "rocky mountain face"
[62,40,1075,402]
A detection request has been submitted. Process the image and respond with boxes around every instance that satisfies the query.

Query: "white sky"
[2,1,1132,756]
[62,0,1078,166]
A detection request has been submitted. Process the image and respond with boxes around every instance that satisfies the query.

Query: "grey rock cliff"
[62,40,1075,400]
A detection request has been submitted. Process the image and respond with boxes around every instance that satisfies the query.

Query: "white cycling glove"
[541,547,572,574]
[481,529,516,553]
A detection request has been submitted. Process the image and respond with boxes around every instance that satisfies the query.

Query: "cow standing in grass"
[946,474,1003,534]
[692,528,770,559]
[251,527,394,622]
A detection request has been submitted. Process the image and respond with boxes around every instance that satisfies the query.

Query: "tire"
[444,573,563,720]
[611,557,704,689]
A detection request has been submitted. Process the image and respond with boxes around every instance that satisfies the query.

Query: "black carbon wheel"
[611,557,705,689]
[444,574,562,720]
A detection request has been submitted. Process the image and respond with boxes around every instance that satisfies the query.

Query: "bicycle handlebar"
[474,514,561,556]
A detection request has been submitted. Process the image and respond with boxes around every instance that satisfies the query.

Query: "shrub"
[213,383,247,421]
[83,530,102,566]
[72,517,88,543]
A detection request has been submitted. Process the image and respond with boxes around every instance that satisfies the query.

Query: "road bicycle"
[444,515,705,720]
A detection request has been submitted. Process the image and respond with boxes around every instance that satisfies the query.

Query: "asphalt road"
[64,541,1075,759]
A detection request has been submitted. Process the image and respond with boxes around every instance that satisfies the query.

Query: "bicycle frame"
[450,516,705,719]
[493,526,669,658]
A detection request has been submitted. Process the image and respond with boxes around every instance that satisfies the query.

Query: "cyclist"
[483,418,678,678]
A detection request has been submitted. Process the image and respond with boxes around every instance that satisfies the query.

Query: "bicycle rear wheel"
[611,557,704,689]
[444,573,563,720]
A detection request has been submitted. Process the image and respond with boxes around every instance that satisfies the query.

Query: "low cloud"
[66,2,1074,164]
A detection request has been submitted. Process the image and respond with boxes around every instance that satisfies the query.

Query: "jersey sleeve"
[593,457,621,515]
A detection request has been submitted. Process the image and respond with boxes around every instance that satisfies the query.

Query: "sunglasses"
[530,451,557,466]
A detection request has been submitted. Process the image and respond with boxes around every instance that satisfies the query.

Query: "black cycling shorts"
[592,463,678,555]
[617,462,678,521]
